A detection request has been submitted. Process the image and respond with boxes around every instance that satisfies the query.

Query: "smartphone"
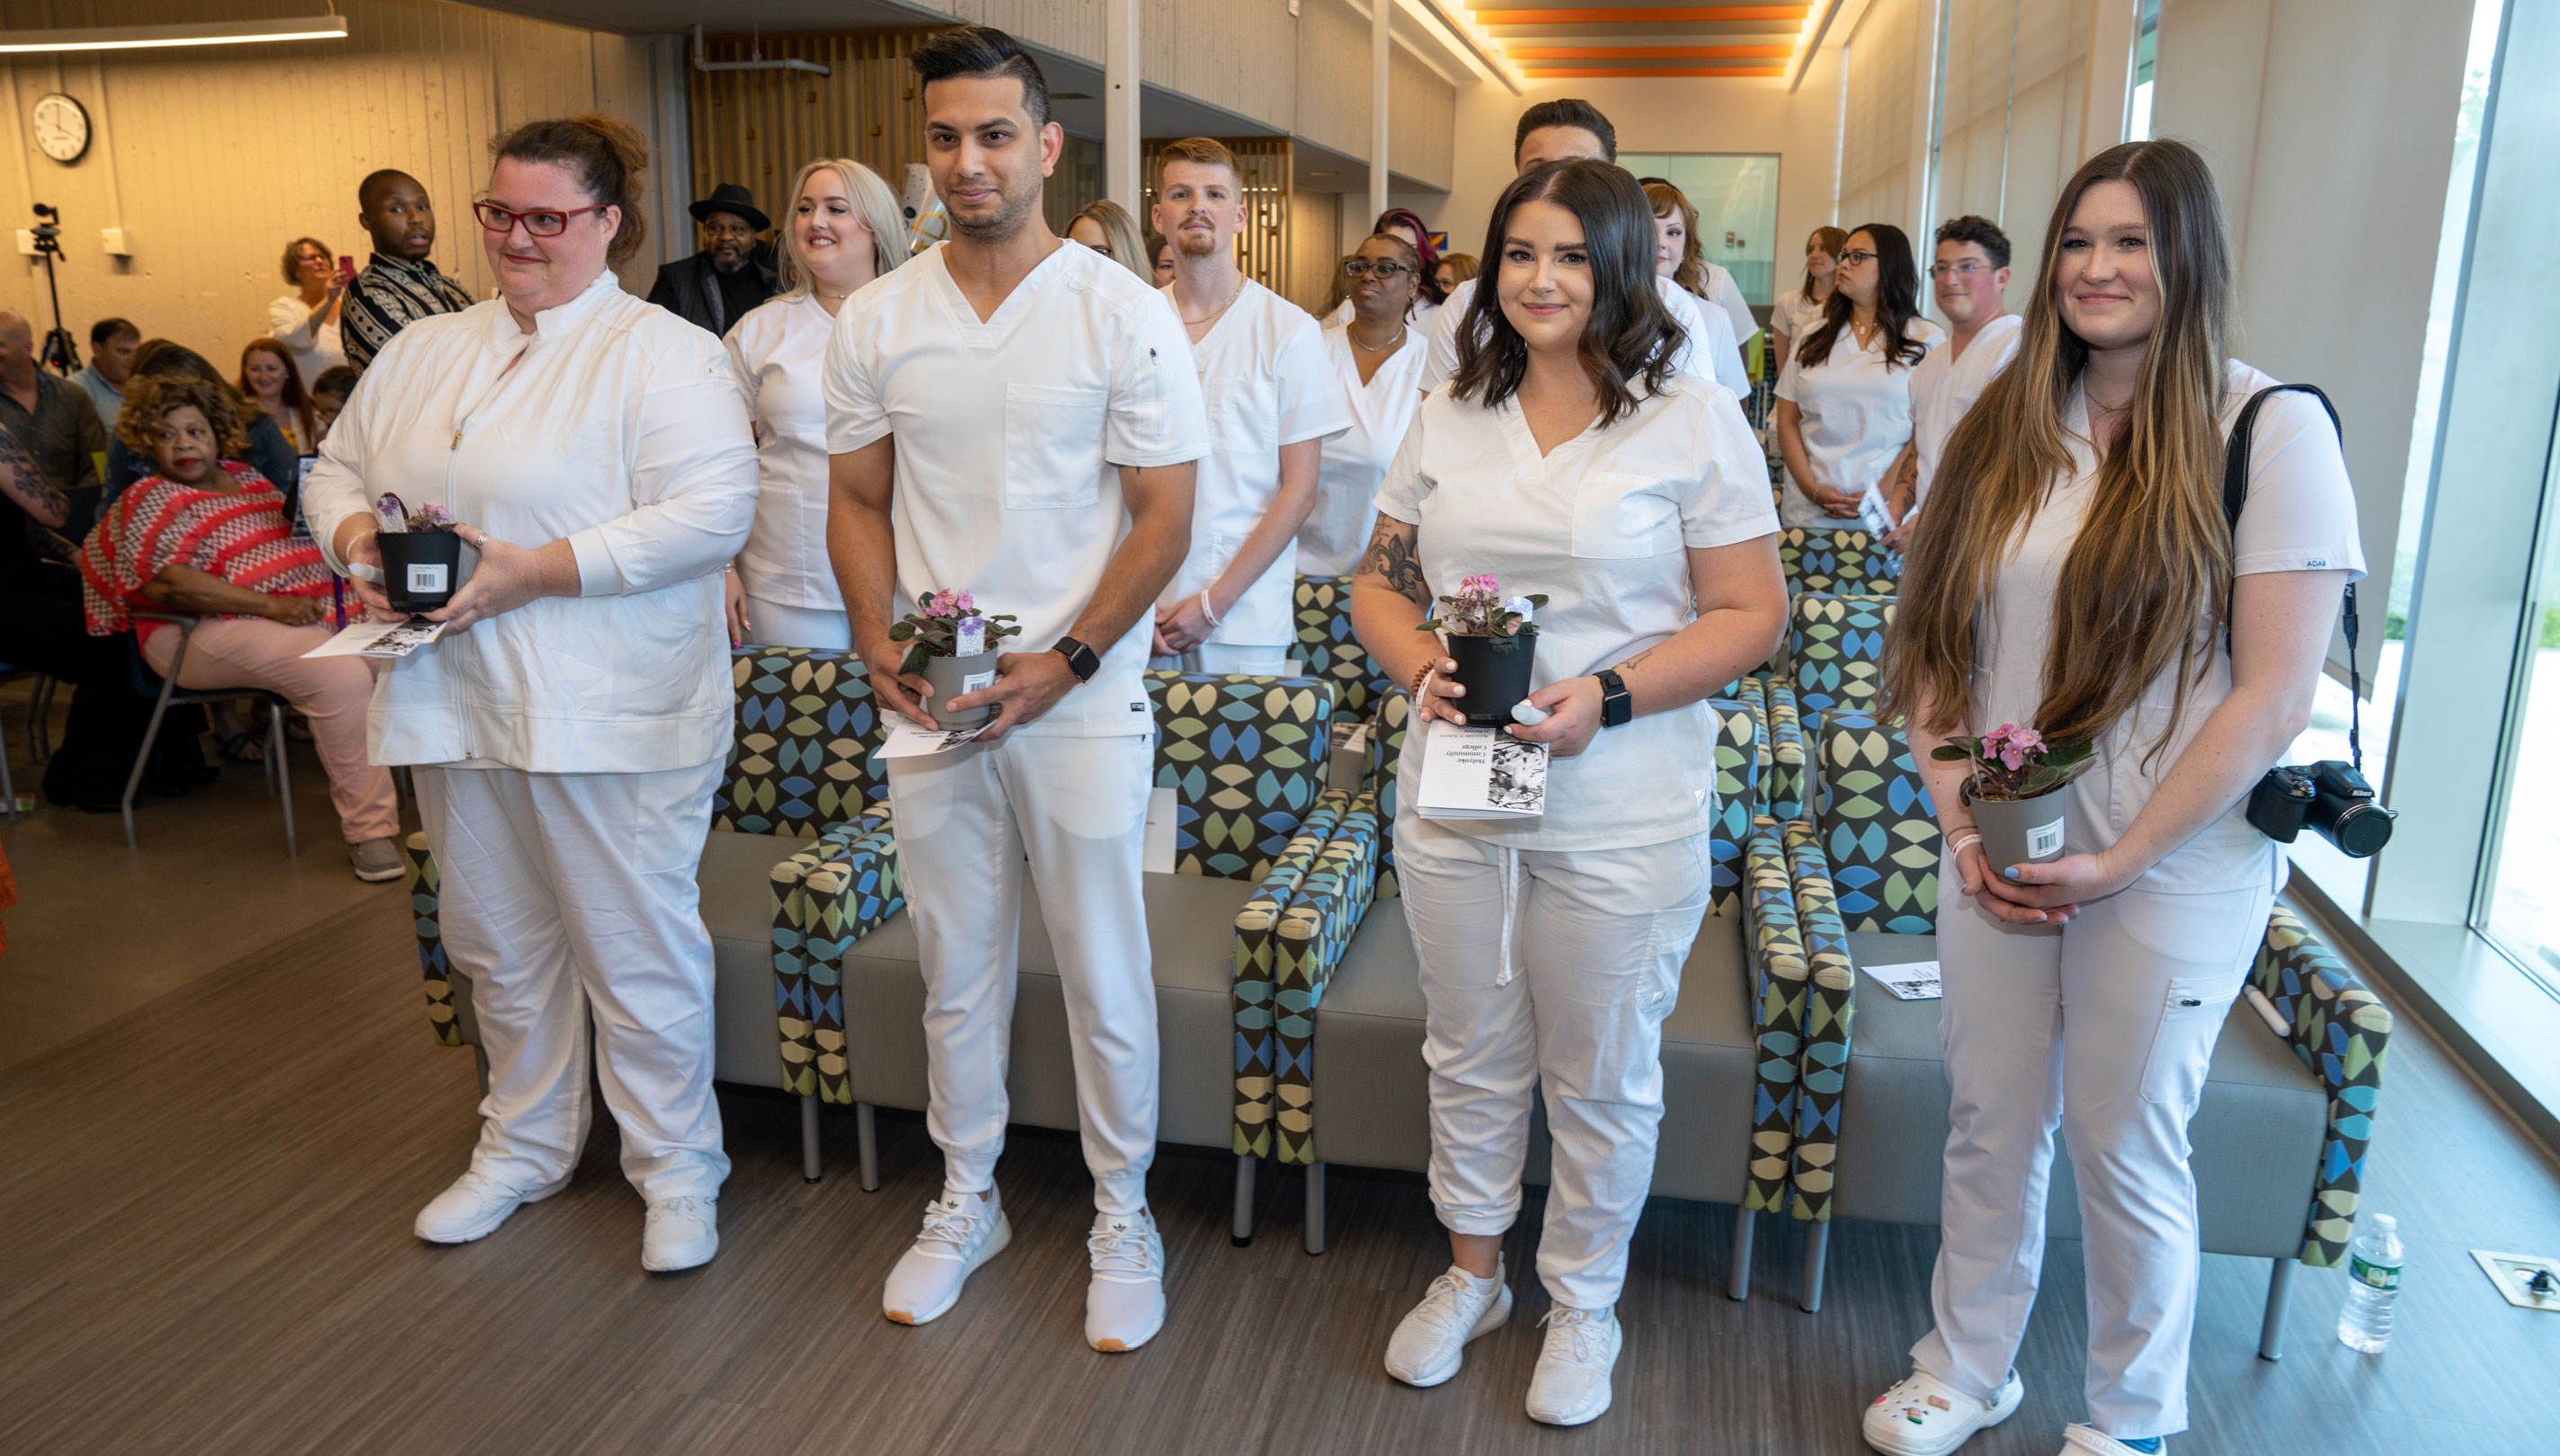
[336,254,357,282]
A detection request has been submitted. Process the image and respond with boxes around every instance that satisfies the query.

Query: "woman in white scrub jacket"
[304,114,758,1274]
[1299,231,1428,577]
[722,157,910,651]
[1773,223,1942,528]
[1349,160,1786,1428]
[1870,140,2360,1456]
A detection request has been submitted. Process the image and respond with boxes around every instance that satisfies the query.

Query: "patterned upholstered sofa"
[1776,526,1901,598]
[769,669,1343,1190]
[1761,709,2393,1354]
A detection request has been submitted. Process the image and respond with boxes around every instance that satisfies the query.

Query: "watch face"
[32,94,88,164]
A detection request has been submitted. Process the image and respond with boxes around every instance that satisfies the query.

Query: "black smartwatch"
[1053,636,1100,683]
[1595,669,1633,728]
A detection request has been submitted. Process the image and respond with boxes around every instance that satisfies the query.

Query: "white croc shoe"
[1863,1367,2025,1456]
[413,1169,567,1245]
[1384,1260,1513,1388]
[1524,1305,1622,1426]
[641,1195,718,1272]
[1085,1209,1168,1352]
[2060,1424,2164,1454]
[884,1187,1010,1326]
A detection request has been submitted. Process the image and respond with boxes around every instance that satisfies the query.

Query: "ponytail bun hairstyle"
[491,111,650,267]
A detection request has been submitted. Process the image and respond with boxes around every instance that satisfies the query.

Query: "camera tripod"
[28,203,78,376]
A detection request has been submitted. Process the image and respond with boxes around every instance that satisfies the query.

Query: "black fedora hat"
[689,182,769,233]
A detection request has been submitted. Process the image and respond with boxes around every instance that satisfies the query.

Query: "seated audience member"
[269,237,349,386]
[79,375,401,881]
[0,309,107,553]
[1065,199,1150,282]
[308,365,361,444]
[72,317,139,433]
[646,182,778,336]
[341,169,473,370]
[238,339,320,455]
[102,342,299,516]
[1434,250,1479,297]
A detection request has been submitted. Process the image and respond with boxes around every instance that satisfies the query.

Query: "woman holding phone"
[268,238,350,386]
[302,113,757,1274]
[1348,159,1785,1426]
[1870,139,2359,1456]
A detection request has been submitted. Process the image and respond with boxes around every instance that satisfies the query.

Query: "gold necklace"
[1350,318,1407,352]
[1181,273,1247,328]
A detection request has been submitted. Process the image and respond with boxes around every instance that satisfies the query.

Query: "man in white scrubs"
[1418,100,1747,399]
[1885,214,2022,541]
[1150,138,1349,673]
[823,26,1208,1354]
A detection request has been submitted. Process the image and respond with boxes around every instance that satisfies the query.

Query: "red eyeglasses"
[473,200,613,237]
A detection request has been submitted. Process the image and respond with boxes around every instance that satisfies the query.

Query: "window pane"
[2484,534,2560,993]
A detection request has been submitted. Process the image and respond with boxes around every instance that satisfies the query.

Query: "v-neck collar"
[932,239,1070,342]
[1494,396,1597,476]
[1166,276,1256,352]
[1332,323,1417,397]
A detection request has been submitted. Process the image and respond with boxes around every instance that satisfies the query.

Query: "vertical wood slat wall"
[685,31,943,235]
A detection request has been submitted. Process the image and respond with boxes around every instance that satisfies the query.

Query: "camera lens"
[2326,802,2396,857]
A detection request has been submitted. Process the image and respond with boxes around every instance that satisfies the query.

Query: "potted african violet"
[1427,573,1545,726]
[892,589,1020,731]
[370,493,467,613]
[1933,724,2095,871]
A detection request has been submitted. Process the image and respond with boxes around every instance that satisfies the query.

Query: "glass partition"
[1617,153,1781,307]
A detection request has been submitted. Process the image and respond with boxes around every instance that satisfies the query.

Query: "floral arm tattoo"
[0,430,66,526]
[1357,516,1429,606]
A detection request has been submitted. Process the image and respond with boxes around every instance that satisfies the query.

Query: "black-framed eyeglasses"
[1343,259,1415,280]
[1929,261,1994,280]
[474,199,614,237]
[1836,248,1879,268]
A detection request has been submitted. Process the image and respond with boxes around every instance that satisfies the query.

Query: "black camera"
[2248,759,2396,857]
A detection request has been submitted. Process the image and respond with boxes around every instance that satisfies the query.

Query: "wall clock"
[31,93,90,164]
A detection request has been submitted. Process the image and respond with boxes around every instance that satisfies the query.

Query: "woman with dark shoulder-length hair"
[1774,220,1942,528]
[301,112,759,1274]
[1866,139,2360,1456]
[1347,158,1786,1427]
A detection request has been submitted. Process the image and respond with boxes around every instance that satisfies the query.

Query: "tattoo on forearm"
[1357,519,1429,606]
[1613,648,1656,674]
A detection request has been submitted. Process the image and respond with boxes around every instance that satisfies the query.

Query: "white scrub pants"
[886,731,1158,1215]
[1914,859,2273,1441]
[1395,810,1713,1310]
[417,759,731,1203]
[742,594,851,653]
[1151,644,1291,676]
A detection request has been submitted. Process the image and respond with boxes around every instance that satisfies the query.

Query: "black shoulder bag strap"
[2220,383,2364,769]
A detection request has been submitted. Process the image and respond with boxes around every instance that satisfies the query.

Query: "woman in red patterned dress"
[80,374,401,880]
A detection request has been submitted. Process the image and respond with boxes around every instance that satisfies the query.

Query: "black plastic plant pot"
[1445,626,1537,726]
[378,531,464,614]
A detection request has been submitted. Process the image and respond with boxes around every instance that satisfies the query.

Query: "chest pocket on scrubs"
[1003,383,1107,510]
[1569,471,1684,560]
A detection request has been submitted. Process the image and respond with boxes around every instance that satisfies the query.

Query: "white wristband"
[1948,831,1981,857]
[1197,590,1222,629]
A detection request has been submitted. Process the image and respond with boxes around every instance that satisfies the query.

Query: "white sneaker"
[1524,1304,1621,1426]
[883,1187,1010,1326]
[1384,1259,1513,1387]
[641,1195,718,1272]
[413,1168,566,1245]
[1085,1209,1167,1352]
[2060,1425,2164,1455]
[1863,1367,2025,1455]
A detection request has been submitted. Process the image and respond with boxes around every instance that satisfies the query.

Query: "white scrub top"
[1376,375,1777,852]
[1300,319,1427,577]
[825,239,1209,737]
[1159,278,1351,648]
[1697,261,1758,348]
[1974,360,2364,895]
[1419,275,1748,401]
[268,293,346,388]
[724,293,842,611]
[1767,290,1826,348]
[1324,296,1440,334]
[1907,312,2022,509]
[1772,315,1944,528]
[301,270,759,774]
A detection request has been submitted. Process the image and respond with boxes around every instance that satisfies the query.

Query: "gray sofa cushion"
[1835,931,2326,1258]
[839,867,1257,1150]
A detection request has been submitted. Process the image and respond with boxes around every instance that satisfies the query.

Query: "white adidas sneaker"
[641,1195,718,1272]
[883,1186,1010,1326]
[1863,1367,2026,1455]
[413,1168,567,1245]
[1524,1305,1621,1426]
[1384,1260,1513,1387]
[1085,1209,1167,1352]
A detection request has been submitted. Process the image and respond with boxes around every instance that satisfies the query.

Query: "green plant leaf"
[899,644,930,677]
[888,622,914,641]
[1930,745,1972,761]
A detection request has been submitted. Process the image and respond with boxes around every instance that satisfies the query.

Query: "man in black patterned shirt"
[341,170,473,371]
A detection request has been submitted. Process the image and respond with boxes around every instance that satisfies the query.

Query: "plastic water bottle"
[2337,1212,2404,1353]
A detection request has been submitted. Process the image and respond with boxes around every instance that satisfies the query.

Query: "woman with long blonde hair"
[1770,225,1846,370]
[1066,198,1150,281]
[722,156,910,649]
[1864,139,2361,1456]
